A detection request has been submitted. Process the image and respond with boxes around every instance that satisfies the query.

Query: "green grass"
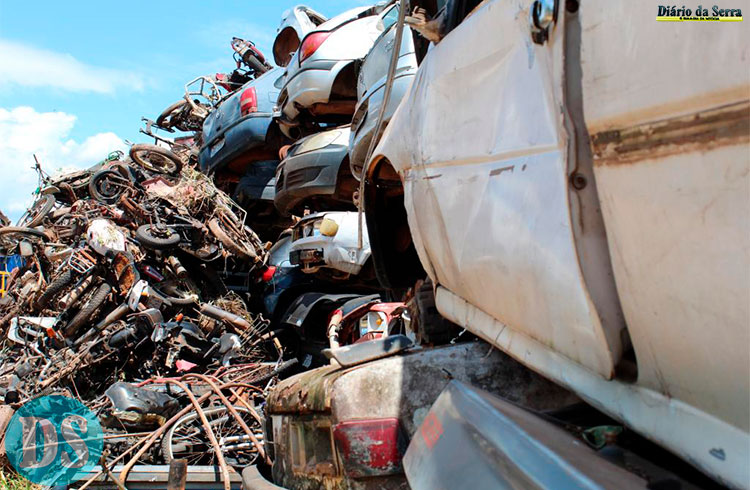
[0,470,39,490]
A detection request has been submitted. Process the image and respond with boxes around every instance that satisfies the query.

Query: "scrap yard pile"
[0,0,744,488]
[0,146,291,484]
[0,6,422,488]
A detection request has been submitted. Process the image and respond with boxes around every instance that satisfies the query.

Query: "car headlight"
[359,311,388,337]
[320,218,338,237]
[293,130,343,155]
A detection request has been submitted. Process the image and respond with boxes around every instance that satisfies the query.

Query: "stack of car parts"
[0,144,298,486]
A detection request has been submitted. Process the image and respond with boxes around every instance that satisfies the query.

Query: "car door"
[578,2,750,442]
[398,0,626,379]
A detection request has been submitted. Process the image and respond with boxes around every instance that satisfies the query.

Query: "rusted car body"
[265,341,577,490]
[363,0,749,487]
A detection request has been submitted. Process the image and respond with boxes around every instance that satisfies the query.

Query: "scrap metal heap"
[0,145,293,485]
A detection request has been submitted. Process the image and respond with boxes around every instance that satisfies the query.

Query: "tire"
[0,227,47,252]
[136,224,181,249]
[88,169,130,204]
[35,269,74,310]
[247,359,298,386]
[156,100,188,130]
[410,277,459,345]
[18,195,55,227]
[243,53,268,74]
[129,144,183,175]
[208,217,259,262]
[64,282,111,337]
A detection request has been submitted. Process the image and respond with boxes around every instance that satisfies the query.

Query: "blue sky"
[0,0,367,219]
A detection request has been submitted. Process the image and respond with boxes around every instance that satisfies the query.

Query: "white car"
[363,0,749,487]
[288,211,370,276]
[274,4,392,139]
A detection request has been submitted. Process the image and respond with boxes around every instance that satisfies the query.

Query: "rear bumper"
[274,144,348,215]
[277,59,350,127]
[199,113,274,174]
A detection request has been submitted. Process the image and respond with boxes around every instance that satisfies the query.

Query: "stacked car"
[2,0,747,489]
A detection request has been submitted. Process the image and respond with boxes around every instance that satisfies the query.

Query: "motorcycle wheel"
[156,99,189,130]
[64,282,111,338]
[129,144,183,175]
[35,269,74,311]
[161,407,263,466]
[17,195,55,227]
[208,216,258,261]
[88,169,131,204]
[136,224,181,249]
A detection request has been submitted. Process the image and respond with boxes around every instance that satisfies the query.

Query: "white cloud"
[0,39,144,94]
[0,106,126,220]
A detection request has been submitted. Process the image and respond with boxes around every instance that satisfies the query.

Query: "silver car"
[349,2,418,180]
[275,3,392,139]
[272,5,328,67]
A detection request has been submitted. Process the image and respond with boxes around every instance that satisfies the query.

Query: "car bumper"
[199,113,274,174]
[274,143,348,215]
[349,72,415,179]
[277,59,350,127]
[289,238,369,275]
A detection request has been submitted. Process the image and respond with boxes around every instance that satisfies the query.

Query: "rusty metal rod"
[181,373,269,465]
[117,379,261,487]
[118,380,231,490]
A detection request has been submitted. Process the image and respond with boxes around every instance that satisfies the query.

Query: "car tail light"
[261,266,277,282]
[240,87,258,116]
[333,418,406,478]
[299,32,331,63]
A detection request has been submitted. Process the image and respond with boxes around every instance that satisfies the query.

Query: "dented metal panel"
[371,0,625,379]
[269,342,578,489]
[367,0,750,486]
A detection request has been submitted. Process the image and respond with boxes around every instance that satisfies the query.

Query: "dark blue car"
[199,67,285,175]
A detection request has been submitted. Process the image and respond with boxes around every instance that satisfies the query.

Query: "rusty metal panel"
[267,365,343,414]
